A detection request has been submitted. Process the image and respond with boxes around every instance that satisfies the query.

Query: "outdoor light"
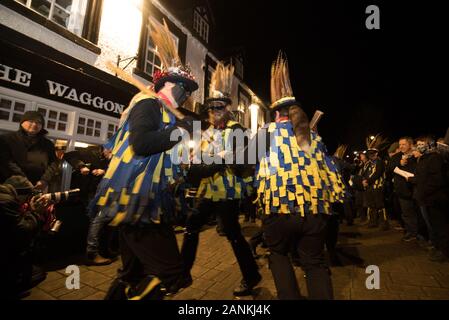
[101,0,142,61]
[354,151,358,155]
[74,142,90,148]
[370,135,375,140]
[249,103,259,136]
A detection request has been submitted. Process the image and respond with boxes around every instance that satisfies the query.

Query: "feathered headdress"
[270,51,297,110]
[366,134,389,152]
[149,19,198,93]
[334,144,348,159]
[204,62,234,107]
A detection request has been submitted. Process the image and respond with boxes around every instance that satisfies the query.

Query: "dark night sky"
[208,0,446,152]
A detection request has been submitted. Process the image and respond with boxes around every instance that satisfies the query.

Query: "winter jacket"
[0,128,57,184]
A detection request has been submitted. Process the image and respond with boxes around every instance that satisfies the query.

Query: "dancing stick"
[309,110,324,132]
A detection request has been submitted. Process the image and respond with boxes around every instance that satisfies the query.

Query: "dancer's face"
[207,102,227,125]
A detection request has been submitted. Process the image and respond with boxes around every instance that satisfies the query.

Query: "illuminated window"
[144,19,179,78]
[15,0,88,36]
[37,105,69,133]
[0,95,30,123]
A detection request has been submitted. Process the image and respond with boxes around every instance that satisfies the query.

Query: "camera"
[31,189,81,234]
[36,189,81,203]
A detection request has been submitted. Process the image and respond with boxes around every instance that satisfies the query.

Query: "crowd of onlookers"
[0,111,114,299]
[335,131,449,263]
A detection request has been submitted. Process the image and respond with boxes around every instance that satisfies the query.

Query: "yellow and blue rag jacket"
[254,121,345,216]
[89,94,183,226]
[195,121,251,202]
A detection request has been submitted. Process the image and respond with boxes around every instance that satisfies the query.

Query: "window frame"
[3,0,103,54]
[193,7,209,43]
[143,17,179,79]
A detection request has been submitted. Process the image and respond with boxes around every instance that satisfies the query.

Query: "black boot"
[233,273,262,296]
[104,279,130,300]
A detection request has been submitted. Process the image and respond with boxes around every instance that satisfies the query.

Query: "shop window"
[77,115,102,137]
[37,105,69,133]
[0,95,29,123]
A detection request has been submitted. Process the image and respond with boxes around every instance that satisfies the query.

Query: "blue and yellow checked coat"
[254,121,345,216]
[89,93,184,226]
[195,121,251,202]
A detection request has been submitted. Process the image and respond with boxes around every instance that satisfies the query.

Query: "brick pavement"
[23,219,449,300]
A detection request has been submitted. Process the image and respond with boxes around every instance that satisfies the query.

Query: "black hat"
[20,111,47,134]
[21,111,45,126]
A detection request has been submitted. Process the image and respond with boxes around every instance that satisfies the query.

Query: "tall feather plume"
[209,62,234,98]
[334,144,348,159]
[270,51,294,104]
[366,134,389,151]
[149,19,180,69]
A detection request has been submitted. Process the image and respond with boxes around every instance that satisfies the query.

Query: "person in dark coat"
[0,176,48,299]
[0,111,58,191]
[410,136,449,262]
[386,137,421,242]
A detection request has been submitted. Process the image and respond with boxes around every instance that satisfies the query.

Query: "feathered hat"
[334,144,348,160]
[149,19,198,93]
[366,134,389,153]
[204,62,234,109]
[270,52,298,111]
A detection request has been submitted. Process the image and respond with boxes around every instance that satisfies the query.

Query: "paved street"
[24,219,449,300]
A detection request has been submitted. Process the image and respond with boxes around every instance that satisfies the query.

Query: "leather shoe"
[87,254,113,266]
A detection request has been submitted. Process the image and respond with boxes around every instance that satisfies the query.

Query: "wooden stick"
[105,61,185,120]
[309,110,324,131]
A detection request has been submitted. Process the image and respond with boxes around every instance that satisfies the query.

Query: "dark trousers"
[422,204,449,254]
[355,191,367,220]
[113,223,184,291]
[326,214,340,253]
[262,213,333,300]
[398,198,418,237]
[181,199,260,283]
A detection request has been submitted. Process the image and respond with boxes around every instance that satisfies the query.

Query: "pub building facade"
[0,0,267,190]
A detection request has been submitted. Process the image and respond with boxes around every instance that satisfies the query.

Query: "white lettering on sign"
[46,80,125,115]
[0,64,32,87]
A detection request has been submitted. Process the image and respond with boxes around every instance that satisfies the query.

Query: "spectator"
[0,176,48,298]
[64,146,110,207]
[385,142,404,230]
[0,111,58,191]
[410,136,449,262]
[387,137,420,242]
